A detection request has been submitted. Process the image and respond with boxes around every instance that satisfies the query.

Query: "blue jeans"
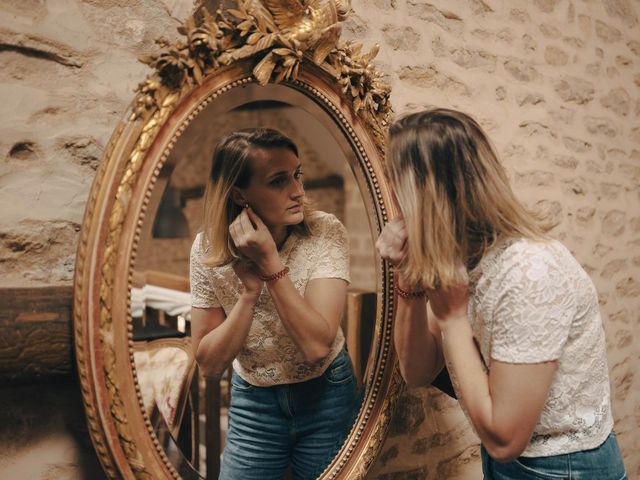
[219,348,360,480]
[481,432,627,479]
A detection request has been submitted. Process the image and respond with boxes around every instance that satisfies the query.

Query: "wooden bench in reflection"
[132,269,375,479]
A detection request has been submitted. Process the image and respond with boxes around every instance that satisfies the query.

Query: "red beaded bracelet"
[259,266,290,283]
[395,283,426,300]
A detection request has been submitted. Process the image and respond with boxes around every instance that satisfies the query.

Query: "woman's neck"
[270,225,289,249]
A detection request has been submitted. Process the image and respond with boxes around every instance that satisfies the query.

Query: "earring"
[244,203,249,209]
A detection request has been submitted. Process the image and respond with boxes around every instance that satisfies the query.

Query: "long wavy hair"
[387,108,550,289]
[201,128,311,267]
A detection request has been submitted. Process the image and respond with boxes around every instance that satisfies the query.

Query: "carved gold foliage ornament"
[329,41,391,143]
[96,90,181,479]
[132,0,391,147]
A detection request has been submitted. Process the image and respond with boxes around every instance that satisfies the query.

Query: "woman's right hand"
[232,259,263,299]
[229,207,282,275]
[376,217,408,268]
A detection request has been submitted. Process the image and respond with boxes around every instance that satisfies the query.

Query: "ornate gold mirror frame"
[73,1,402,478]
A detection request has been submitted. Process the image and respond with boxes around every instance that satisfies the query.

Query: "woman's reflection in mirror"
[377,109,627,480]
[190,128,360,479]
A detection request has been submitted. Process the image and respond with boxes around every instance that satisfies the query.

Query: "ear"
[231,187,246,208]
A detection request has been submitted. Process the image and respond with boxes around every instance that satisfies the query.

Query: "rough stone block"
[616,277,640,297]
[372,0,397,9]
[584,116,618,137]
[382,25,420,51]
[510,8,531,23]
[398,65,470,96]
[562,177,589,195]
[563,136,592,152]
[599,182,622,200]
[407,1,463,34]
[533,0,561,13]
[388,390,426,437]
[411,432,450,454]
[0,221,80,286]
[549,106,575,124]
[504,58,540,82]
[603,0,638,28]
[516,92,545,106]
[553,155,578,169]
[539,23,561,39]
[535,200,562,227]
[601,88,631,116]
[585,61,601,75]
[576,206,596,223]
[602,259,627,278]
[545,45,569,66]
[578,15,592,36]
[450,47,497,72]
[555,77,596,104]
[611,359,633,402]
[436,444,481,479]
[372,467,429,480]
[595,20,622,43]
[616,55,632,67]
[515,170,555,187]
[519,121,556,139]
[562,36,585,49]
[522,34,537,52]
[602,210,626,236]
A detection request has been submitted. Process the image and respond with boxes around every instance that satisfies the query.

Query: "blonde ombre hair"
[201,128,311,267]
[387,109,550,289]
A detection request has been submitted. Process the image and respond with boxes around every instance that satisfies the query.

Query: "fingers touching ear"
[231,187,247,208]
[245,207,266,230]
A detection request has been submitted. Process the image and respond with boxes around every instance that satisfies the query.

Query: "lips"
[287,204,302,212]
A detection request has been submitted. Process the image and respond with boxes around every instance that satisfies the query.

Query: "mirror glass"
[129,83,378,478]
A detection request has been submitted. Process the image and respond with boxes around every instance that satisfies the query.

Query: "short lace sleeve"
[189,235,221,308]
[490,245,576,363]
[308,214,350,283]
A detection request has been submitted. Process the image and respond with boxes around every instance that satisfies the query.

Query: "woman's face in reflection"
[235,146,305,229]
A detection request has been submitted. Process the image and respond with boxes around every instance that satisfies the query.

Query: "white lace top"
[467,237,613,457]
[190,211,350,387]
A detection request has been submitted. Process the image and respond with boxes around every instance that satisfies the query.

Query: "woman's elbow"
[399,364,435,388]
[483,440,527,464]
[195,349,224,380]
[196,360,225,380]
[403,374,430,389]
[303,342,333,364]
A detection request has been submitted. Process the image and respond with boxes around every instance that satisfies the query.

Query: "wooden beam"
[0,286,74,381]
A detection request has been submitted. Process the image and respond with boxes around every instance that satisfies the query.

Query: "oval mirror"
[74,2,402,479]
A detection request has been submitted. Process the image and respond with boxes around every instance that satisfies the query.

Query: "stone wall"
[0,0,195,286]
[0,0,638,479]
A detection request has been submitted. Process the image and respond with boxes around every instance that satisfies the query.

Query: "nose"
[291,177,304,200]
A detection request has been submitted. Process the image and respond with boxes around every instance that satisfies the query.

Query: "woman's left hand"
[229,208,280,271]
[376,217,408,267]
[426,283,469,325]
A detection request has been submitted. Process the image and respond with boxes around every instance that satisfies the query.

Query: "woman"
[190,128,358,479]
[376,109,627,479]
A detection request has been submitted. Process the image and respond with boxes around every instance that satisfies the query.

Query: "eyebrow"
[266,163,302,180]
